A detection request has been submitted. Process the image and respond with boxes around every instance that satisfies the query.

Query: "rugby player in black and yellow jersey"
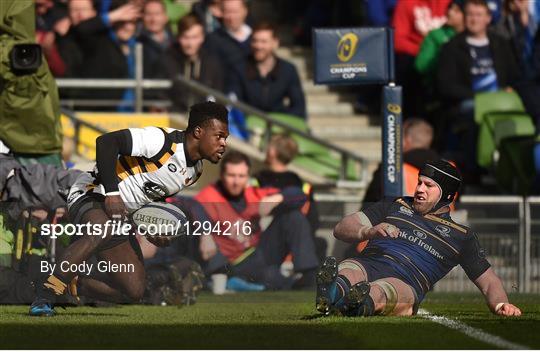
[30,102,229,316]
[316,159,521,317]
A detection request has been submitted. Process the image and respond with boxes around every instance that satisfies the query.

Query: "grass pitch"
[1,292,538,349]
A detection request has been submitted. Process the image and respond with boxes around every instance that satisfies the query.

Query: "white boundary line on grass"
[418,309,529,350]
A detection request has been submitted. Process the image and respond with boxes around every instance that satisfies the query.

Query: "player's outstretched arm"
[333,212,399,243]
[473,268,522,316]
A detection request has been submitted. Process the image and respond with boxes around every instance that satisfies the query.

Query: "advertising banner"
[313,27,394,85]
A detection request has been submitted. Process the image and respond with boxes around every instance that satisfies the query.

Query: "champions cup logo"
[387,104,402,115]
[337,33,359,62]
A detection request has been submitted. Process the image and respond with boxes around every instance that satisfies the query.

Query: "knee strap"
[338,259,367,277]
[373,279,398,316]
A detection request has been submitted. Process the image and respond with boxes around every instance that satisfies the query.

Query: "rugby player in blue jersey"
[316,159,521,317]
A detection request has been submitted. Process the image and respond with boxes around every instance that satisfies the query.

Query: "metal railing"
[55,44,369,186]
[435,196,536,293]
[61,108,108,148]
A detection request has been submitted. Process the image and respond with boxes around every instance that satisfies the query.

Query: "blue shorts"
[350,256,424,312]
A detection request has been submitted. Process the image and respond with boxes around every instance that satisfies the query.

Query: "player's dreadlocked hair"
[186,101,229,132]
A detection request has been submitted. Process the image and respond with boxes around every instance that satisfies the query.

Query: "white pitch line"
[418,309,529,350]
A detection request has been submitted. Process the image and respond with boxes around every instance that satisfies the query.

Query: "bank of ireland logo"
[413,229,427,239]
[435,225,451,238]
[337,33,359,62]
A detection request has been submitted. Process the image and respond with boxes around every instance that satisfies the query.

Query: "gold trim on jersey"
[115,143,178,181]
[391,252,432,291]
[116,160,130,181]
[382,254,428,292]
[395,198,412,209]
[424,214,468,234]
[157,142,177,166]
[125,156,143,175]
[386,216,459,255]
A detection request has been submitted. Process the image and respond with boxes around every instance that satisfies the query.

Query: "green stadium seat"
[163,0,187,34]
[474,91,525,125]
[293,154,359,180]
[476,112,534,168]
[246,113,308,133]
[495,136,536,195]
[268,113,309,132]
[293,155,339,179]
[246,113,360,180]
[493,117,535,146]
[246,113,327,155]
[474,91,532,168]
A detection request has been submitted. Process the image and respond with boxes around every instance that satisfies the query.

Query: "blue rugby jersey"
[361,197,490,297]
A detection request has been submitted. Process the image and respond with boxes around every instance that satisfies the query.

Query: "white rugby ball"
[131,202,188,238]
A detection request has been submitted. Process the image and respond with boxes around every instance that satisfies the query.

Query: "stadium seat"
[476,112,534,168]
[474,91,526,125]
[495,136,536,195]
[163,0,187,34]
[246,113,320,155]
[493,116,535,145]
[293,154,359,180]
[474,92,532,168]
[246,113,360,180]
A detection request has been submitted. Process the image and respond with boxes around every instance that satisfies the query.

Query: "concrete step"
[333,145,381,162]
[313,125,381,139]
[276,47,311,59]
[290,59,312,73]
[307,102,355,115]
[308,115,370,129]
[305,93,356,104]
[303,82,329,94]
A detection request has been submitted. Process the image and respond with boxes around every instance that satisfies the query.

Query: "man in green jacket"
[415,0,465,84]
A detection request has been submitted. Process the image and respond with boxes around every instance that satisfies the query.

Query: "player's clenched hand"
[367,222,400,239]
[105,195,128,219]
[199,234,217,261]
[496,303,522,317]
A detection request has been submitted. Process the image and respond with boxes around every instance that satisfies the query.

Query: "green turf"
[1,292,538,349]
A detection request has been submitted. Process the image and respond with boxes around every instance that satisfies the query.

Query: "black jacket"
[56,30,84,78]
[157,44,225,112]
[137,28,174,79]
[205,27,251,78]
[58,16,130,101]
[436,31,520,104]
[229,55,306,118]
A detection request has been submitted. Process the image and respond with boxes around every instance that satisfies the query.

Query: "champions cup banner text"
[312,27,394,85]
[382,86,403,197]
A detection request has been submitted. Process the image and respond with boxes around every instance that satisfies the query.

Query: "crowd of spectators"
[35,0,540,186]
[35,0,305,119]
[363,0,540,187]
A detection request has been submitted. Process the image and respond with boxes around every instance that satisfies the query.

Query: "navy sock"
[333,275,351,309]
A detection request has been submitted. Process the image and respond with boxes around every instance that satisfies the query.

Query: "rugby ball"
[131,202,188,238]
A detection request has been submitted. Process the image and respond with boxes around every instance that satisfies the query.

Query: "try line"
[418,309,529,350]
